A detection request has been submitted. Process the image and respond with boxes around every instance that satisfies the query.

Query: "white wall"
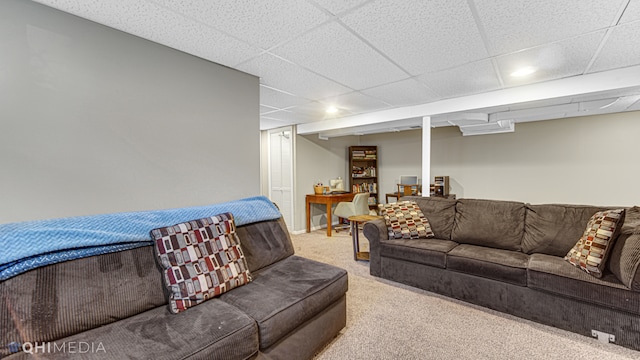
[0,0,260,223]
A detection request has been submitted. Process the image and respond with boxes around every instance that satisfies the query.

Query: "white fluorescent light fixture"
[511,66,537,77]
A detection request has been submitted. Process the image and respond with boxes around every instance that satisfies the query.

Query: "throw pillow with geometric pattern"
[150,213,252,313]
[565,208,625,278]
[378,201,434,240]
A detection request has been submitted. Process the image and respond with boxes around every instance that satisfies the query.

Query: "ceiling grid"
[31,0,640,134]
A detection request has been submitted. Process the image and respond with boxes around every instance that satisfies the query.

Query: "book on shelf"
[352,182,377,194]
[352,166,376,178]
[352,149,376,160]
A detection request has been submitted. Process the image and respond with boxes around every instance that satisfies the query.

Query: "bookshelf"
[349,146,378,208]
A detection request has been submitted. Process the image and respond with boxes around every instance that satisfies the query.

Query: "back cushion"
[235,217,294,272]
[0,246,166,354]
[608,207,640,290]
[406,196,457,240]
[451,199,526,251]
[522,204,606,256]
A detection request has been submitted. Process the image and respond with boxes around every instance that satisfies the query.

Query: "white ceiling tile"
[34,0,178,40]
[417,60,501,99]
[152,0,329,49]
[620,0,640,23]
[171,27,262,68]
[473,0,626,55]
[361,78,440,107]
[238,53,352,100]
[271,22,408,89]
[312,0,371,15]
[260,86,310,109]
[321,92,391,114]
[589,22,640,73]
[260,105,280,115]
[341,0,488,75]
[34,0,262,68]
[260,117,295,130]
[284,101,357,122]
[262,108,327,124]
[496,31,606,88]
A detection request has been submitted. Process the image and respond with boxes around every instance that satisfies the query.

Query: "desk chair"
[334,193,370,233]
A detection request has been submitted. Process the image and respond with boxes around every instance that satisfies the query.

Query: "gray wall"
[0,0,260,223]
[429,111,640,206]
[365,111,640,206]
[294,134,356,232]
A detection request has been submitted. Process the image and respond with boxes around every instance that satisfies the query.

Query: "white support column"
[422,116,431,197]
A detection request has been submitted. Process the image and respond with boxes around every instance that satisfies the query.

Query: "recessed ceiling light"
[511,66,537,77]
[326,106,338,114]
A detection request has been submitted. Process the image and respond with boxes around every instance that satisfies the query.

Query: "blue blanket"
[0,196,281,281]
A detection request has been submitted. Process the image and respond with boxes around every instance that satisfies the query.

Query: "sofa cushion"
[529,253,640,315]
[565,209,625,278]
[236,217,294,273]
[451,199,526,251]
[609,233,640,291]
[380,238,458,268]
[378,201,434,239]
[621,206,640,234]
[609,208,640,290]
[404,196,457,240]
[522,204,607,256]
[0,246,166,356]
[151,213,252,313]
[219,256,348,350]
[446,244,529,286]
[23,299,260,360]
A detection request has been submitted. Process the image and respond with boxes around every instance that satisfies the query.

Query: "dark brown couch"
[364,196,640,351]
[1,217,347,359]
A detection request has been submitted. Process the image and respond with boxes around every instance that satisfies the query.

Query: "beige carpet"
[291,229,640,360]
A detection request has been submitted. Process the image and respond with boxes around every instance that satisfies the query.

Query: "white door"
[268,127,294,229]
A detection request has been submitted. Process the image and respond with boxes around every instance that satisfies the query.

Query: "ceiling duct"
[430,112,489,127]
[317,117,422,138]
[459,120,514,136]
[493,98,623,123]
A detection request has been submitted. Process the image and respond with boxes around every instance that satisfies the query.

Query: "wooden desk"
[385,184,422,203]
[306,193,355,237]
[347,214,382,261]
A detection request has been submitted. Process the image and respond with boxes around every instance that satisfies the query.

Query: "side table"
[347,214,382,261]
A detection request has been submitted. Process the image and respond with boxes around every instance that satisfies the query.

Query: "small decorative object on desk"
[314,181,329,195]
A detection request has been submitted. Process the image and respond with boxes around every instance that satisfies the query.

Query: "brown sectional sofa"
[364,196,640,351]
[1,216,347,359]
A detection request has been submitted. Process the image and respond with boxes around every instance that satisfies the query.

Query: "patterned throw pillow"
[565,208,625,278]
[378,201,434,239]
[150,213,252,313]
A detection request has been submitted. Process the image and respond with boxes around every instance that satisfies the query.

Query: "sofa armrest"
[363,218,388,277]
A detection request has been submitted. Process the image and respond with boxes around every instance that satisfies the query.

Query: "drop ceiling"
[34,0,640,135]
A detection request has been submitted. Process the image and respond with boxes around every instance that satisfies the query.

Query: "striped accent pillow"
[565,208,625,278]
[150,213,252,313]
[378,201,434,240]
